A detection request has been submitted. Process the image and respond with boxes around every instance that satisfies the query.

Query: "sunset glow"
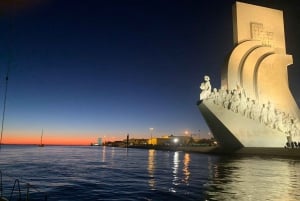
[2,132,96,145]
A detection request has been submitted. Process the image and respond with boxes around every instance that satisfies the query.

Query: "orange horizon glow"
[1,130,199,145]
[1,130,129,145]
[2,136,94,146]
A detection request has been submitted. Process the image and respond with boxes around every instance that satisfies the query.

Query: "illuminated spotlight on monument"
[197,2,300,149]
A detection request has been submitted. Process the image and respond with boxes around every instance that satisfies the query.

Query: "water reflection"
[102,146,106,163]
[147,151,191,193]
[170,152,191,192]
[182,153,190,185]
[147,149,155,189]
[111,147,115,158]
[172,151,180,187]
[205,157,300,201]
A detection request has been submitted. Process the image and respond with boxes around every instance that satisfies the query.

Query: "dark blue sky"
[0,0,299,144]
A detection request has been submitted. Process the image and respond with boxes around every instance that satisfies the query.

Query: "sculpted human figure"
[260,103,268,125]
[267,101,276,128]
[230,89,240,112]
[285,116,300,139]
[295,119,300,132]
[252,101,261,120]
[289,120,298,138]
[244,98,252,118]
[295,120,300,141]
[275,111,286,132]
[211,88,220,104]
[249,100,258,119]
[285,118,294,136]
[283,113,290,124]
[237,89,247,115]
[199,75,212,100]
[219,87,227,105]
[223,90,232,109]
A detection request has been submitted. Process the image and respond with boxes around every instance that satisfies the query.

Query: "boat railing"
[0,170,47,201]
[9,179,21,201]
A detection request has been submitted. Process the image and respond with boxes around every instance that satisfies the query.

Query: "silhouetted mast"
[41,129,44,145]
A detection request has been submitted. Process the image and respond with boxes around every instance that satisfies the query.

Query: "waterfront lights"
[149,128,154,145]
[173,138,179,143]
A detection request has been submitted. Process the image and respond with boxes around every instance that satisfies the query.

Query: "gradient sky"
[0,0,299,145]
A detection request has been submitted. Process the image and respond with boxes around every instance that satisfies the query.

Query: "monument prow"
[198,2,300,149]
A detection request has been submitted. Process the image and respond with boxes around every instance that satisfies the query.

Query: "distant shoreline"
[128,145,300,158]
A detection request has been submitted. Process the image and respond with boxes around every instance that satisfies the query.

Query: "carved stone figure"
[267,102,276,128]
[199,75,212,100]
[252,101,261,120]
[211,88,220,105]
[223,90,232,109]
[219,87,227,105]
[275,111,286,132]
[245,98,252,118]
[229,90,239,112]
[260,104,268,125]
[237,90,247,115]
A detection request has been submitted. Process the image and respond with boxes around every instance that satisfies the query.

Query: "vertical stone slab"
[233,2,286,53]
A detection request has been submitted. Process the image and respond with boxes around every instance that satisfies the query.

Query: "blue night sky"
[0,0,299,144]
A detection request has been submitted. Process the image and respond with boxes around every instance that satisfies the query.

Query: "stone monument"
[198,2,300,149]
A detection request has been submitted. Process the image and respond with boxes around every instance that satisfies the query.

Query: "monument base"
[198,100,287,148]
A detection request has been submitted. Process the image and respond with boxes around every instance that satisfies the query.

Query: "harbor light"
[173,138,179,143]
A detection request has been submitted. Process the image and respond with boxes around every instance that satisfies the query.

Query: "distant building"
[148,138,169,146]
[168,135,191,146]
[112,141,125,147]
[97,138,102,146]
[91,137,102,146]
[127,138,148,146]
[148,135,191,146]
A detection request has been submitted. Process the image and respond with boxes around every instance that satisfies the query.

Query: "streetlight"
[173,138,179,146]
[149,128,154,145]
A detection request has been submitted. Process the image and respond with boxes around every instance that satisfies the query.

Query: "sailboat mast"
[41,129,43,145]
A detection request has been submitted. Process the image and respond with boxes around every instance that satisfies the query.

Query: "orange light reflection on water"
[148,149,156,189]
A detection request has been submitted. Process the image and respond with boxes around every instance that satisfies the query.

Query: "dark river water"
[0,145,299,201]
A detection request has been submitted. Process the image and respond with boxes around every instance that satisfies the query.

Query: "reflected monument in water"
[197,2,300,149]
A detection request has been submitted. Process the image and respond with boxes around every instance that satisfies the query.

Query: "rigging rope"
[0,3,14,147]
[0,76,9,146]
